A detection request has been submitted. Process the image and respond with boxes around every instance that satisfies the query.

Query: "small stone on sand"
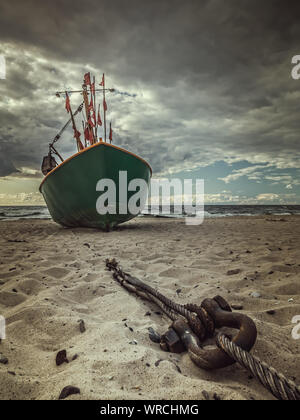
[58,385,80,400]
[0,354,8,365]
[56,350,69,366]
[79,320,86,333]
[227,269,241,276]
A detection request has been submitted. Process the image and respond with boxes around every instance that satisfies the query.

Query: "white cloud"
[218,165,268,184]
[256,193,279,201]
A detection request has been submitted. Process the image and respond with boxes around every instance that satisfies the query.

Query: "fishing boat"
[40,73,152,230]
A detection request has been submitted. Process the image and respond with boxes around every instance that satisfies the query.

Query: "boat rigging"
[42,73,115,175]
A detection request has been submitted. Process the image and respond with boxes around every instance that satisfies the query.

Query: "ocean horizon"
[1,204,300,221]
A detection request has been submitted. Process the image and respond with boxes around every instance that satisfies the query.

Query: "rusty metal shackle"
[171,296,257,370]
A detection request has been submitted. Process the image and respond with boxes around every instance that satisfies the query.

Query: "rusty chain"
[106,258,300,400]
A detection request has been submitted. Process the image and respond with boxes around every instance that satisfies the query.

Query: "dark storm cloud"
[0,155,18,176]
[1,0,300,180]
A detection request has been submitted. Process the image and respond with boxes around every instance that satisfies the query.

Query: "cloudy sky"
[1,0,300,205]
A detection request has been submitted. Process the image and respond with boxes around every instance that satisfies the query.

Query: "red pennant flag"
[89,128,94,143]
[84,126,89,141]
[97,109,102,126]
[88,116,95,128]
[92,108,96,125]
[78,138,85,151]
[109,122,113,142]
[99,73,105,87]
[84,72,91,86]
[74,129,84,150]
[74,129,81,139]
[65,92,71,113]
[88,97,94,112]
[103,99,107,112]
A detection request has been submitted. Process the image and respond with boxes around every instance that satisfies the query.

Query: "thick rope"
[217,333,300,401]
[106,259,209,339]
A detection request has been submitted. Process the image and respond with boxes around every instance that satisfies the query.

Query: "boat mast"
[102,73,107,143]
[54,74,115,148]
[92,75,98,142]
[82,84,95,145]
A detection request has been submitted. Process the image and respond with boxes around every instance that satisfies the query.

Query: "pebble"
[129,340,138,345]
[227,269,241,276]
[148,327,161,344]
[288,298,294,303]
[202,390,210,400]
[250,292,261,298]
[0,354,8,365]
[266,310,276,315]
[56,350,69,366]
[79,320,86,333]
[58,386,80,400]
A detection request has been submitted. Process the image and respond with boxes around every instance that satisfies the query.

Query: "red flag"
[88,97,94,112]
[74,129,81,139]
[99,73,105,87]
[84,126,89,141]
[92,108,96,125]
[103,99,107,112]
[65,92,71,113]
[84,72,91,86]
[78,138,85,150]
[109,122,113,142]
[74,129,84,150]
[89,129,94,143]
[97,109,102,126]
[88,97,96,124]
[88,116,95,128]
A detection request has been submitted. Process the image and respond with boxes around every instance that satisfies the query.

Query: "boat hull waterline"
[40,143,152,229]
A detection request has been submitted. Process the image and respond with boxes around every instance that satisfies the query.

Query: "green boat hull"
[40,143,152,230]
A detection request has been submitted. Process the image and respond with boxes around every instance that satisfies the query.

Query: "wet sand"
[0,216,299,400]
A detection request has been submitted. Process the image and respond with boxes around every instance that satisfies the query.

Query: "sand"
[0,216,299,400]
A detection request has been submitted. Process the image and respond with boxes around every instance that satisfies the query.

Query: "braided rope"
[106,259,208,338]
[217,334,300,401]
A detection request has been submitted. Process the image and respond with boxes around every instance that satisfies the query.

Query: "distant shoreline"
[1,204,300,222]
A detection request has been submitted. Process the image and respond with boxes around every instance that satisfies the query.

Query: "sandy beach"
[0,216,300,400]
